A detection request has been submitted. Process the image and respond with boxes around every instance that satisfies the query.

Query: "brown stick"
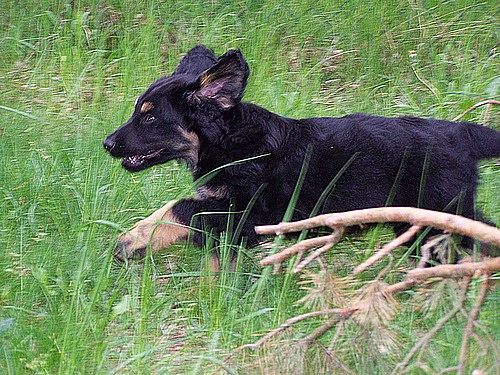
[452,99,500,122]
[299,318,344,348]
[292,228,345,273]
[457,277,490,375]
[383,279,419,295]
[407,258,500,281]
[260,231,343,267]
[226,308,357,360]
[391,278,471,375]
[382,259,498,295]
[257,207,500,248]
[353,225,422,275]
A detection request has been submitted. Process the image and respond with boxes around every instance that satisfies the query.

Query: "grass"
[1,0,499,373]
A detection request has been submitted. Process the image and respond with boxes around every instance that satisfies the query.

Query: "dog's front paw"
[112,200,188,261]
[114,233,148,261]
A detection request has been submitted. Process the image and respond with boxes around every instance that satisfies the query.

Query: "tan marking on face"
[140,101,154,113]
[114,200,189,260]
[178,127,200,166]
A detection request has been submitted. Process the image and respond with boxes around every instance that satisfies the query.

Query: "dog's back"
[305,114,497,214]
[236,111,499,226]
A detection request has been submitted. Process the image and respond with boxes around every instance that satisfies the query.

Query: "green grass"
[1,0,499,373]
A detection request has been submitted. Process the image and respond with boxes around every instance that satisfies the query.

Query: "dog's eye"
[143,114,156,123]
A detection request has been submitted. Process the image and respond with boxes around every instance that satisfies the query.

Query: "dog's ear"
[173,45,218,76]
[190,49,249,110]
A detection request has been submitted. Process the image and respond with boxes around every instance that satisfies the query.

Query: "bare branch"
[407,258,500,281]
[380,259,498,295]
[258,208,500,274]
[299,318,343,349]
[457,277,490,375]
[226,308,357,360]
[452,99,500,122]
[248,207,500,371]
[353,225,421,274]
[293,228,345,273]
[383,279,419,295]
[260,230,343,268]
[392,278,471,375]
[257,207,500,248]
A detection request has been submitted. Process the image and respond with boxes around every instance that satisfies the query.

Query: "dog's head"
[103,46,249,172]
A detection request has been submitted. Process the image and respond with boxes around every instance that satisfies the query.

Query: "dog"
[104,45,500,263]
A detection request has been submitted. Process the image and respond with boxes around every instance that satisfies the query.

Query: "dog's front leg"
[114,200,189,261]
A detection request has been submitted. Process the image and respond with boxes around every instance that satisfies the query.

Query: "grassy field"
[1,0,499,373]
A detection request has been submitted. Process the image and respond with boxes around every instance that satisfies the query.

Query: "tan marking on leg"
[210,252,221,272]
[140,101,154,113]
[114,200,189,260]
[208,252,237,273]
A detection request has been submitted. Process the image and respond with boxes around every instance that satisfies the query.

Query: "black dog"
[104,46,500,262]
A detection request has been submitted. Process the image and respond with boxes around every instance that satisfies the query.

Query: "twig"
[257,207,500,247]
[260,231,343,268]
[407,258,500,281]
[383,279,419,295]
[392,278,471,375]
[381,259,498,295]
[293,228,345,273]
[416,234,449,268]
[353,225,421,274]
[457,276,490,375]
[226,308,357,360]
[258,208,500,271]
[299,317,346,349]
[452,99,500,122]
[248,207,500,371]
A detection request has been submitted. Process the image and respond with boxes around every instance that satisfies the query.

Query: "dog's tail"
[462,122,500,160]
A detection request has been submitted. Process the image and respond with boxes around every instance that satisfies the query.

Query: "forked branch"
[257,207,500,273]
[227,308,357,359]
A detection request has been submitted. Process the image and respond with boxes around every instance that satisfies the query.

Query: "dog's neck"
[190,101,316,179]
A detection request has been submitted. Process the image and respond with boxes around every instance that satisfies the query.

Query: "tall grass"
[1,0,499,373]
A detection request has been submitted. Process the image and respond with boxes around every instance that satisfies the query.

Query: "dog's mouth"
[122,149,165,171]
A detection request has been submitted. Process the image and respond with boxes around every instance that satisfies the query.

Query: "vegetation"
[1,0,498,373]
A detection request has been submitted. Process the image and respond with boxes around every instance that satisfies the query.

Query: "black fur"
[104,46,500,257]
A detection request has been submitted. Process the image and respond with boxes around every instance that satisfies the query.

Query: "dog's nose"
[103,137,115,152]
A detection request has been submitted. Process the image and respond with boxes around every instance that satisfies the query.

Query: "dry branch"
[226,308,357,360]
[391,278,471,375]
[257,207,500,273]
[229,258,497,364]
[293,228,345,273]
[353,225,421,275]
[452,99,500,122]
[299,319,343,348]
[262,231,343,273]
[457,277,490,375]
[382,258,498,295]
[256,207,500,247]
[233,101,500,371]
[230,205,500,373]
[407,258,500,281]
